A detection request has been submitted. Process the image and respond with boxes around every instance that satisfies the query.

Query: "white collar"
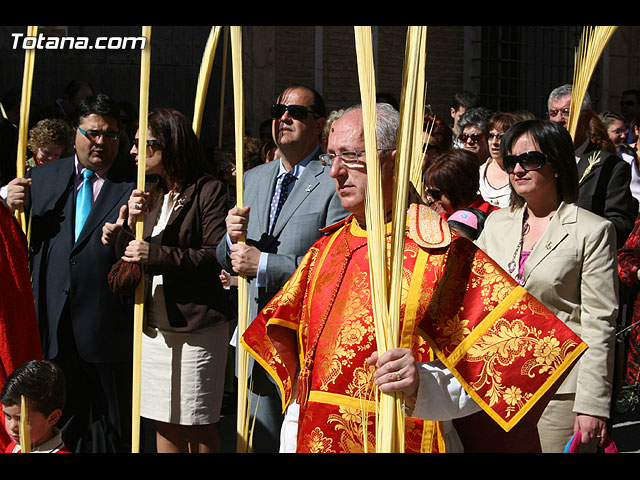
[275,147,318,179]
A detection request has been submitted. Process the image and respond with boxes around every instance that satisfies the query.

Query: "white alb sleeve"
[279,401,300,453]
[410,360,483,421]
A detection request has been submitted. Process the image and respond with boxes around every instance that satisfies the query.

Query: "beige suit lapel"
[502,206,527,278]
[521,202,573,286]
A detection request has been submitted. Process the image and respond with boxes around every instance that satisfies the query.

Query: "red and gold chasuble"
[241,204,587,453]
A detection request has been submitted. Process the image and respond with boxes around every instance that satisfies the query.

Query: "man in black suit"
[5,94,135,452]
[548,84,638,247]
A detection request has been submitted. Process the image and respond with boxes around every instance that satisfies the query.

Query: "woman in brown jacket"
[104,108,230,453]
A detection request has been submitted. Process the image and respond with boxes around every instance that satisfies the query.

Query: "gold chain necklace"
[507,209,554,286]
[507,210,530,285]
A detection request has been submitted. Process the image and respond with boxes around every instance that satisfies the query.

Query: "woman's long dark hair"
[147,108,211,190]
[500,119,579,208]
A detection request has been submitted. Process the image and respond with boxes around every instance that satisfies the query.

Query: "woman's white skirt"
[140,321,229,426]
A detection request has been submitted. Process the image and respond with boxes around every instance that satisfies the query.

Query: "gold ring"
[395,372,401,382]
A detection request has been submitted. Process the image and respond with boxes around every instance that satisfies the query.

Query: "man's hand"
[219,269,238,288]
[101,204,127,246]
[367,348,419,398]
[226,206,250,243]
[574,413,608,446]
[122,239,150,264]
[6,177,32,210]
[230,243,261,277]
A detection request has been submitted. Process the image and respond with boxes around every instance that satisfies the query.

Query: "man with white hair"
[548,83,638,246]
[547,84,592,155]
[240,103,586,453]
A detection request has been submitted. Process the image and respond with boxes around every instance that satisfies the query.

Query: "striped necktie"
[75,169,95,241]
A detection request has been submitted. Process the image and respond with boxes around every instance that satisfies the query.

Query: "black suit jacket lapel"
[73,176,131,249]
[578,149,605,185]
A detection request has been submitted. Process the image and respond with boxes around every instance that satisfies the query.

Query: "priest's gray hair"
[339,102,399,151]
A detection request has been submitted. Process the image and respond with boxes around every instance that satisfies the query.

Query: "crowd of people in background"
[0,77,639,454]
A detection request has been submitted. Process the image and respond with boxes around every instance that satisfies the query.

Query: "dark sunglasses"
[132,138,161,149]
[459,133,484,144]
[425,188,442,200]
[271,104,320,121]
[503,151,549,174]
[548,107,570,118]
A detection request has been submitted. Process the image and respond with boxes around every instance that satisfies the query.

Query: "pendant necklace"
[507,208,554,286]
[507,210,530,285]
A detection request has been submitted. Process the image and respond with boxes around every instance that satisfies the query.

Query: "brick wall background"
[1,25,639,165]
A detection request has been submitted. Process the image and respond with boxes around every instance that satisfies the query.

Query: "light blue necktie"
[75,169,95,241]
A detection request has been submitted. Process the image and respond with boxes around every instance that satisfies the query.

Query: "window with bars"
[469,26,600,118]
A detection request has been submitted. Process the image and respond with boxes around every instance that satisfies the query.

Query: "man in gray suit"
[217,85,347,451]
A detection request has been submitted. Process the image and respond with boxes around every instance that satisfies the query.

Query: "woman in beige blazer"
[476,119,618,453]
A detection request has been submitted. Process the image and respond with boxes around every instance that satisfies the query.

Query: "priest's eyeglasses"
[77,126,120,142]
[319,149,394,167]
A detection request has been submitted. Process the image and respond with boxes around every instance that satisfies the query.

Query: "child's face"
[35,143,64,164]
[2,404,57,448]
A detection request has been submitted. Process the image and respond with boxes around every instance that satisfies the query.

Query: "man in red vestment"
[0,199,43,451]
[241,103,586,453]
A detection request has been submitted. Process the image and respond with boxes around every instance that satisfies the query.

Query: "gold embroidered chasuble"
[241,203,587,453]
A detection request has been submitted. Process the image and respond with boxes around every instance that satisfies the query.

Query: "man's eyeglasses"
[487,132,504,140]
[132,138,161,149]
[548,108,570,118]
[459,133,485,144]
[503,151,549,174]
[271,104,320,121]
[319,149,393,167]
[77,126,119,142]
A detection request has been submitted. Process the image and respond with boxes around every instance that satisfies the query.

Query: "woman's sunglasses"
[271,104,320,121]
[503,151,549,174]
[459,133,485,144]
[425,188,442,200]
